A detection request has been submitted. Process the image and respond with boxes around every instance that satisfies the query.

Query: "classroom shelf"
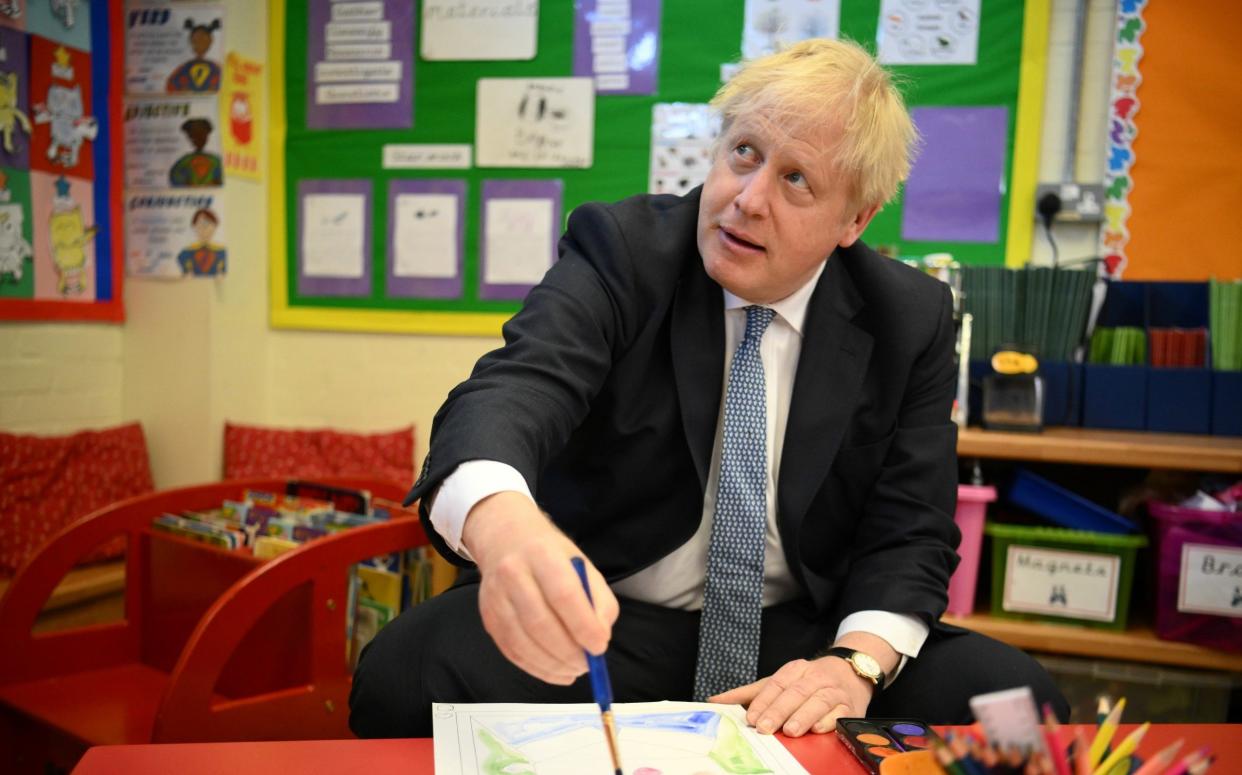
[943,613,1242,673]
[958,427,1242,473]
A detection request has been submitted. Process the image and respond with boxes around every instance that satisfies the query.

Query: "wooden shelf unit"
[943,613,1242,673]
[953,427,1242,672]
[958,427,1242,473]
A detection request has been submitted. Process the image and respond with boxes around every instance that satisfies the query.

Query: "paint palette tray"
[835,717,943,774]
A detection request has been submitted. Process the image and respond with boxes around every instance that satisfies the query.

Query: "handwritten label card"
[1178,543,1242,617]
[480,179,562,300]
[382,144,472,169]
[422,0,539,61]
[1001,546,1119,622]
[306,0,413,129]
[476,78,594,168]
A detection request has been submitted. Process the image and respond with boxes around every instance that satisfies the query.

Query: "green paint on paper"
[708,714,772,774]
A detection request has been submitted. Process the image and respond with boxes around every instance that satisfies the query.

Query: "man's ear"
[838,203,882,248]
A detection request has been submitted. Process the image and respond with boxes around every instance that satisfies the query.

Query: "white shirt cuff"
[835,610,929,686]
[428,460,534,562]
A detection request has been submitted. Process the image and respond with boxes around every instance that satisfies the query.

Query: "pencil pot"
[945,484,997,616]
[1039,361,1083,427]
[985,523,1147,630]
[1146,367,1212,434]
[1082,364,1147,430]
[1212,370,1242,436]
[1149,501,1242,652]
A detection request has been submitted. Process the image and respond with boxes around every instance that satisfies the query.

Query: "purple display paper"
[901,106,1008,243]
[297,178,373,297]
[386,178,465,299]
[0,28,30,169]
[306,0,413,129]
[573,0,662,95]
[480,179,563,301]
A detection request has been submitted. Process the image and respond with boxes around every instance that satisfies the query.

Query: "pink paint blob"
[632,769,663,775]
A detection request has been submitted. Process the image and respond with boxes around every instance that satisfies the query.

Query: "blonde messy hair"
[711,38,918,210]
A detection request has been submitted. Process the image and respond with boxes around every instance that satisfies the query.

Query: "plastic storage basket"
[1149,500,1242,652]
[986,523,1147,630]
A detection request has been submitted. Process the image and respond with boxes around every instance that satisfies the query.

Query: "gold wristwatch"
[824,646,887,689]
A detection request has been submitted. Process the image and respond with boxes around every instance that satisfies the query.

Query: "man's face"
[696,110,879,304]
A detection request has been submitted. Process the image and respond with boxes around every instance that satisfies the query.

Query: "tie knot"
[744,305,776,343]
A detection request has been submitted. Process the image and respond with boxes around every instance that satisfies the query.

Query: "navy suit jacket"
[407,187,960,627]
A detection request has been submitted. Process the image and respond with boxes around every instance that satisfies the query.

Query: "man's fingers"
[810,704,854,735]
[709,678,765,707]
[480,590,582,685]
[744,661,806,730]
[531,555,611,655]
[486,563,586,674]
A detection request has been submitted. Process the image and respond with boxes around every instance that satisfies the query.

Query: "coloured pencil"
[1087,698,1125,768]
[1091,722,1149,775]
[1131,739,1184,775]
[1073,727,1092,775]
[1164,747,1210,775]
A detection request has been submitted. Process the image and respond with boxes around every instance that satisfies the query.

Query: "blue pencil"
[571,556,623,775]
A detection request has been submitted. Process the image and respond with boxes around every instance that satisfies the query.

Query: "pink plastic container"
[1149,501,1242,652]
[946,484,998,616]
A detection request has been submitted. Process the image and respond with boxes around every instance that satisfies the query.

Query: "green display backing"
[282,1,1025,314]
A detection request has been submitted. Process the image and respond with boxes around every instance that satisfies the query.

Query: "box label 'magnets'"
[1002,545,1119,621]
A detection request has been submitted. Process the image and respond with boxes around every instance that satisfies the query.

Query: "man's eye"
[787,171,806,186]
[734,143,752,157]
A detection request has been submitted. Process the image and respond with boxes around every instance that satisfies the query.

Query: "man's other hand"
[708,655,875,737]
[461,491,620,685]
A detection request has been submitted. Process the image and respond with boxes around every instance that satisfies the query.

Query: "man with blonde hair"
[352,38,1065,738]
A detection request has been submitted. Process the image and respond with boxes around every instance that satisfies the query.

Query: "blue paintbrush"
[571,556,623,775]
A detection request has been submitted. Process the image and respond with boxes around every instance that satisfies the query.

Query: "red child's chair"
[0,477,425,774]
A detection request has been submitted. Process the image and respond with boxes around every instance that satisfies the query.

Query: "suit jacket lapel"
[778,253,873,551]
[671,255,724,495]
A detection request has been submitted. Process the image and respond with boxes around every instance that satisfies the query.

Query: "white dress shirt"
[429,262,929,673]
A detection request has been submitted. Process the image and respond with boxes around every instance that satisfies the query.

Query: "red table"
[70,724,1242,774]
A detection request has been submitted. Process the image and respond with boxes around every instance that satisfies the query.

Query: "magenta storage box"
[946,484,998,615]
[1149,501,1242,652]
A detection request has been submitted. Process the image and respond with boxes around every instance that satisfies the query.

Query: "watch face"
[852,652,882,678]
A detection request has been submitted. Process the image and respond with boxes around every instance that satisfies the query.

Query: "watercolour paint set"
[835,717,946,773]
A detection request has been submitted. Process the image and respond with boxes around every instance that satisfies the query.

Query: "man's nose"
[733,170,772,218]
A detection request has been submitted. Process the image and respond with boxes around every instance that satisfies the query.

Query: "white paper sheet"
[484,197,553,285]
[422,0,540,60]
[433,701,811,775]
[742,0,840,60]
[877,0,980,66]
[301,194,366,278]
[649,102,720,197]
[393,194,458,279]
[476,78,595,168]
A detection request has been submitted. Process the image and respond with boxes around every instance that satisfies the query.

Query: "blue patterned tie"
[693,304,776,701]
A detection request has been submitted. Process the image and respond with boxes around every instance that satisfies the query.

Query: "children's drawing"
[434,702,810,775]
[33,81,98,167]
[48,174,94,295]
[0,1,21,22]
[167,18,222,93]
[176,207,225,276]
[0,71,30,154]
[169,117,222,187]
[0,202,31,283]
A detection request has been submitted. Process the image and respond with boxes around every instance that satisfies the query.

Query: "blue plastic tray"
[1006,468,1139,534]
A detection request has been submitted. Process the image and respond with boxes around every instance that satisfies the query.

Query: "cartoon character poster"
[125,4,224,96]
[0,27,31,169]
[0,166,34,297]
[123,96,222,189]
[29,34,95,180]
[32,170,94,299]
[27,0,91,51]
[125,189,226,278]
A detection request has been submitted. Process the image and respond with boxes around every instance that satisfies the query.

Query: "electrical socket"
[1035,182,1106,223]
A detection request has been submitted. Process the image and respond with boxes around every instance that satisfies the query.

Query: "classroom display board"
[0,0,123,323]
[271,0,1043,336]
